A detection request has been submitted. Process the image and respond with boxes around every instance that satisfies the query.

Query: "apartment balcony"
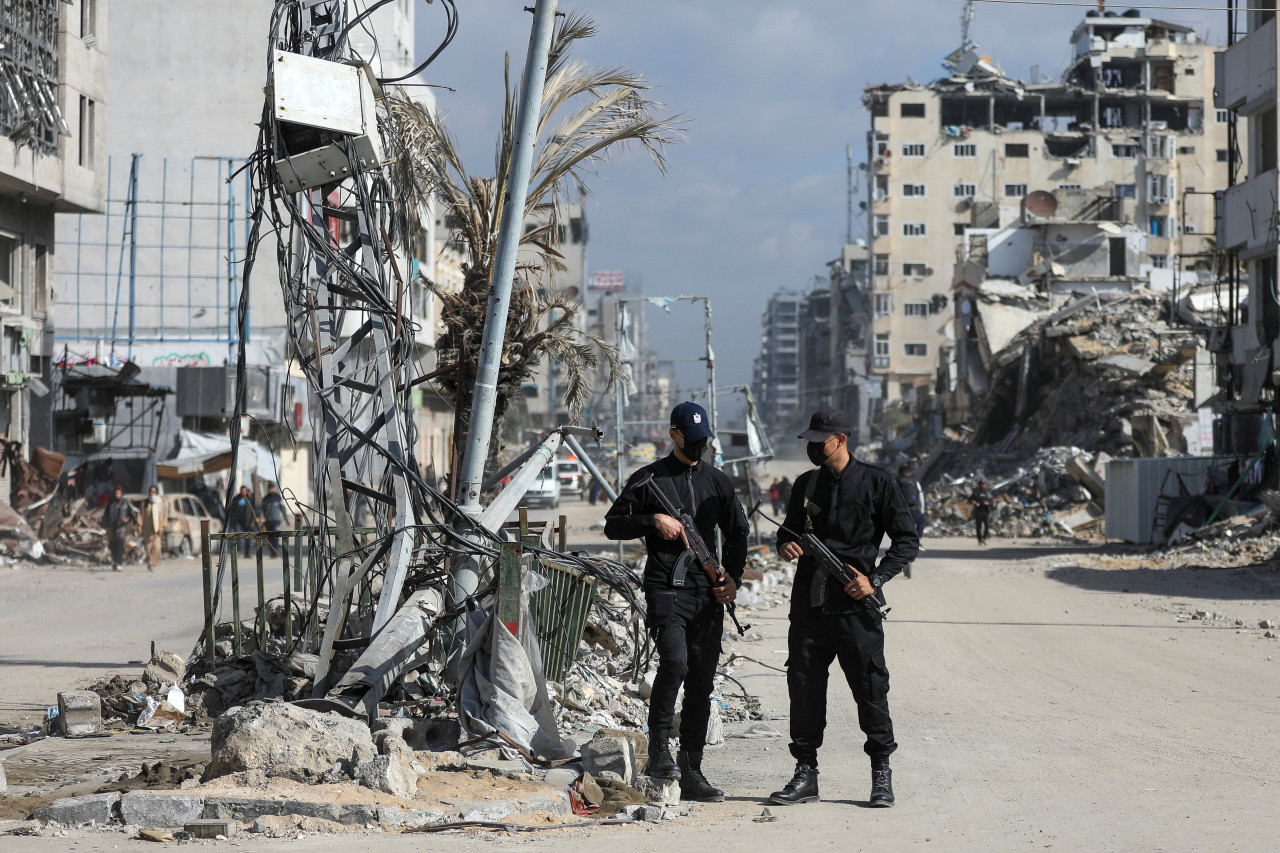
[1216,17,1276,112]
[1219,169,1279,253]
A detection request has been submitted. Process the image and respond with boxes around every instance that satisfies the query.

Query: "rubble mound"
[205,701,375,781]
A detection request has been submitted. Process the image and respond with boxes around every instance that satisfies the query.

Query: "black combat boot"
[643,730,679,780]
[768,762,819,805]
[677,750,724,802]
[869,760,895,807]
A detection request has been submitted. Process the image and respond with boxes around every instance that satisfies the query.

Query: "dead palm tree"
[388,11,682,462]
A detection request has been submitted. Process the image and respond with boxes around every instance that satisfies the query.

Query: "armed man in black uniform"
[605,402,750,802]
[768,409,919,808]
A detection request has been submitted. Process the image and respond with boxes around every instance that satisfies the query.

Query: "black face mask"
[807,440,831,466]
[683,437,710,461]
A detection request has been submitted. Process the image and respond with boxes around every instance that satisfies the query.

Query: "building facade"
[864,13,1230,411]
[1211,6,1277,454]
[1,0,108,497]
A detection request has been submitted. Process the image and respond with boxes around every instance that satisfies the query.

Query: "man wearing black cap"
[768,408,919,809]
[605,401,750,802]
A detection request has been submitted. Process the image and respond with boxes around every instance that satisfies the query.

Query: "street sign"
[590,270,624,290]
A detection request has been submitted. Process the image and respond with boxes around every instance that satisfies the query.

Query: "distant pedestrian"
[971,480,993,546]
[228,486,258,557]
[588,474,601,505]
[769,479,782,515]
[141,485,167,570]
[778,476,792,509]
[102,485,135,571]
[261,483,286,557]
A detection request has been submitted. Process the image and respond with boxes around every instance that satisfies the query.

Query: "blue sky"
[415,1,1219,405]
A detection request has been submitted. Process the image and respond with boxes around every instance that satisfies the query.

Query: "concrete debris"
[205,701,376,782]
[119,792,204,827]
[33,792,122,826]
[580,734,636,784]
[354,754,419,799]
[185,818,238,839]
[58,690,103,736]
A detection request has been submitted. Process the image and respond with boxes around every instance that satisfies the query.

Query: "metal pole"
[454,0,559,510]
[704,298,718,461]
[447,0,559,630]
[615,300,627,561]
[564,434,617,501]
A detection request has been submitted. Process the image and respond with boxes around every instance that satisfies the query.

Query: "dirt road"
[5,534,1280,850]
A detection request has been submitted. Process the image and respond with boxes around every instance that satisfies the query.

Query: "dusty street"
[4,528,1279,851]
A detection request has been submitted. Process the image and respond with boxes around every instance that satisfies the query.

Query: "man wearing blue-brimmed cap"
[605,401,749,802]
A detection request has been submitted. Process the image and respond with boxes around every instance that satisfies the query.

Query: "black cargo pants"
[786,607,896,764]
[646,587,723,752]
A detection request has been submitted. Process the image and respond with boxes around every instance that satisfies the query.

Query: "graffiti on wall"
[151,352,211,367]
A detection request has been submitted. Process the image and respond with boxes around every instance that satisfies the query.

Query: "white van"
[556,457,585,496]
[521,465,561,508]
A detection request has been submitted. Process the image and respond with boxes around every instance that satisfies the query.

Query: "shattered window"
[1112,144,1138,159]
[1151,255,1169,268]
[903,302,930,316]
[902,264,927,277]
[902,183,926,197]
[902,222,927,236]
[953,182,976,198]
[874,254,889,275]
[901,143,926,157]
[874,215,889,236]
[1004,183,1028,198]
[874,295,892,318]
[900,103,926,118]
[1004,144,1030,158]
[1115,184,1137,199]
[953,143,977,158]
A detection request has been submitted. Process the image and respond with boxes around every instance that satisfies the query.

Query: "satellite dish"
[1025,190,1059,218]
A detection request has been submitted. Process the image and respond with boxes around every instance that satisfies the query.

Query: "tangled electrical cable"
[196,1,652,688]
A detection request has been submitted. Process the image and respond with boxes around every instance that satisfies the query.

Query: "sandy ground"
[3,529,1278,850]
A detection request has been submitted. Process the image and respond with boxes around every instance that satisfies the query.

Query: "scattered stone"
[355,754,419,798]
[638,670,656,701]
[185,818,237,839]
[581,735,635,783]
[205,701,376,780]
[120,792,205,827]
[143,650,186,688]
[621,804,666,823]
[753,807,778,823]
[1260,619,1274,630]
[138,827,175,842]
[1266,631,1277,639]
[58,690,104,736]
[34,792,121,826]
[705,703,724,745]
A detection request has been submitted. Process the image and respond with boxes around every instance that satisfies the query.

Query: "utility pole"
[846,144,855,246]
[614,298,628,561]
[448,0,560,618]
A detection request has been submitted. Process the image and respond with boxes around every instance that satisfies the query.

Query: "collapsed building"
[862,10,1230,427]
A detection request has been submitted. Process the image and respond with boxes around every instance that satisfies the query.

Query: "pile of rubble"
[925,446,1106,539]
[921,289,1207,539]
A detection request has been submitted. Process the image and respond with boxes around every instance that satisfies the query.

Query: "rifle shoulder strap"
[802,469,821,534]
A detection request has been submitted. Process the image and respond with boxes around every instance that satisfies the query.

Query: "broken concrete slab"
[354,754,418,798]
[581,735,635,783]
[205,700,376,780]
[376,805,450,830]
[142,650,186,688]
[1096,353,1156,375]
[0,819,41,836]
[58,690,103,736]
[34,792,121,826]
[185,818,237,839]
[201,796,378,826]
[119,792,205,827]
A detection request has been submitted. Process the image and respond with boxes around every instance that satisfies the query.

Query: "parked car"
[519,465,561,509]
[127,492,223,556]
[627,441,657,463]
[556,457,585,497]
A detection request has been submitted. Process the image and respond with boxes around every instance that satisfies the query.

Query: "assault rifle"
[633,472,750,636]
[750,503,890,621]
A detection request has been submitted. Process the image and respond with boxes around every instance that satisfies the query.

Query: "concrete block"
[57,691,103,736]
[34,792,120,826]
[355,754,419,798]
[184,818,237,839]
[581,735,635,784]
[120,792,204,827]
[459,802,513,822]
[520,792,571,815]
[543,767,579,790]
[377,806,449,830]
[202,796,375,826]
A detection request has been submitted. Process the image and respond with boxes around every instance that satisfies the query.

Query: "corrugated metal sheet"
[1105,456,1234,543]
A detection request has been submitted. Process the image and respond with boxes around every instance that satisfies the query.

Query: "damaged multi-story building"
[1,0,107,498]
[1211,4,1280,455]
[863,10,1230,434]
